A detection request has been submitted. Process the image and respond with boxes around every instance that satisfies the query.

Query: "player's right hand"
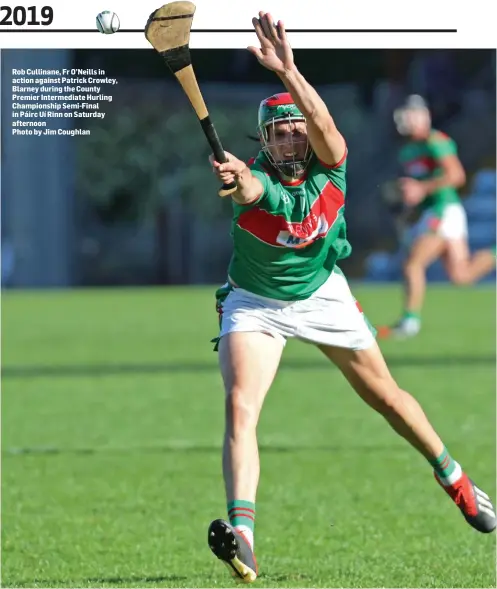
[209,152,246,185]
[400,177,426,206]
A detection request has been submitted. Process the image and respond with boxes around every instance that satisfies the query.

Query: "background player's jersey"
[227,151,351,301]
[398,130,461,216]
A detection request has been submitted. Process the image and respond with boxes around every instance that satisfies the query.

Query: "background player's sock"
[403,310,420,322]
[429,446,462,485]
[395,310,421,336]
[228,500,255,550]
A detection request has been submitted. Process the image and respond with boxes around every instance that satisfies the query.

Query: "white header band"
[0,0,494,49]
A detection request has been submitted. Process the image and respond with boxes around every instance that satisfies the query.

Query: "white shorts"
[410,203,468,242]
[217,269,376,350]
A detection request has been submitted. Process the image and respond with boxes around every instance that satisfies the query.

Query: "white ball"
[96,10,120,34]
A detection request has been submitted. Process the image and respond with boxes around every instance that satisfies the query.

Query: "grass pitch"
[2,284,496,588]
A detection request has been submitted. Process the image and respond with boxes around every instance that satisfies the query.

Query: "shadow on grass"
[2,354,495,380]
[86,574,188,585]
[4,440,494,458]
[258,572,312,582]
[8,574,187,587]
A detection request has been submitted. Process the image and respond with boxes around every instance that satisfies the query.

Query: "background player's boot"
[377,316,421,339]
[208,519,258,583]
[434,472,496,533]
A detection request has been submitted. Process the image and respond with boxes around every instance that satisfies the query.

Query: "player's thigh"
[409,204,467,271]
[318,341,400,410]
[406,232,446,268]
[442,237,470,278]
[218,331,284,412]
[292,269,376,350]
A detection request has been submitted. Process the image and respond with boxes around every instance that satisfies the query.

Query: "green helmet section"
[258,101,305,128]
[257,92,305,134]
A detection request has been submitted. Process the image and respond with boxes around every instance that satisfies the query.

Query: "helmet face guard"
[257,93,312,178]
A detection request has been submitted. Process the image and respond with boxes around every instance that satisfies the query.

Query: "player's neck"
[410,130,431,141]
[278,171,306,186]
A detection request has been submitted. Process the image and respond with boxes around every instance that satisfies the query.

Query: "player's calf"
[445,248,496,285]
[343,348,496,533]
[361,369,496,533]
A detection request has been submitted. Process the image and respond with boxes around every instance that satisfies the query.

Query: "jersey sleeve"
[247,157,271,200]
[309,149,347,195]
[429,132,458,160]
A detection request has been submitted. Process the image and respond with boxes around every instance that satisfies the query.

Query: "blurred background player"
[378,95,496,339]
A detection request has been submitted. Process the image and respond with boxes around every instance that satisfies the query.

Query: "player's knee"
[403,259,423,279]
[225,387,259,434]
[447,267,471,285]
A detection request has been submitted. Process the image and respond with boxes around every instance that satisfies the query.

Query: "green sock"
[228,500,255,533]
[429,446,460,482]
[403,310,420,321]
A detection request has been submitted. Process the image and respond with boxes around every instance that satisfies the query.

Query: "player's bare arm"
[401,155,466,206]
[210,152,264,205]
[421,154,466,193]
[248,11,346,166]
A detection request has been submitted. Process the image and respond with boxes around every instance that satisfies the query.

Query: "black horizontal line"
[0,28,458,33]
[190,28,458,33]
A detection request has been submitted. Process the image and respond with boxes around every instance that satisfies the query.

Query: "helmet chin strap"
[278,161,307,178]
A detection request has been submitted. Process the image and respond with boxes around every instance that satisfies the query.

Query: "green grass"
[1,284,496,588]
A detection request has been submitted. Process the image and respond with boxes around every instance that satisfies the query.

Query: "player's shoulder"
[309,149,348,175]
[429,129,454,144]
[247,152,274,176]
[308,151,348,196]
[398,140,413,157]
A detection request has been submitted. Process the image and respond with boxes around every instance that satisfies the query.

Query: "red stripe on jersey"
[433,130,450,140]
[281,174,307,186]
[419,156,438,170]
[237,181,344,247]
[405,155,438,172]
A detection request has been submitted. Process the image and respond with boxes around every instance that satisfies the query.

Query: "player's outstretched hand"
[209,152,246,185]
[248,12,294,75]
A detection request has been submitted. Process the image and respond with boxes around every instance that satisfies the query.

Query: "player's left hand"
[400,177,426,206]
[248,12,294,75]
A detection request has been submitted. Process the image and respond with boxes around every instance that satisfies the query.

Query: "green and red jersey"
[227,150,351,301]
[398,130,461,216]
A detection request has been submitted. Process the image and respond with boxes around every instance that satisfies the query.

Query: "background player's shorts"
[409,203,468,242]
[215,269,376,350]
